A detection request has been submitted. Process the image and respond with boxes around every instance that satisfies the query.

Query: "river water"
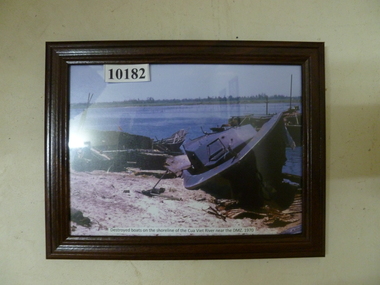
[70,102,302,176]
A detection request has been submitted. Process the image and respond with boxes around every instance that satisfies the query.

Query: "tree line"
[71,94,301,108]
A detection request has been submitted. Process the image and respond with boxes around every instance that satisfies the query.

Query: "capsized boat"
[182,112,289,206]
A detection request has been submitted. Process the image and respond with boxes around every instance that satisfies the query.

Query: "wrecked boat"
[229,108,301,147]
[70,129,173,172]
[153,129,187,153]
[69,93,180,171]
[283,106,302,146]
[182,112,290,206]
[228,114,274,129]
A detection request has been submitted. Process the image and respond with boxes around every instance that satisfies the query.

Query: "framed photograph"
[45,40,325,259]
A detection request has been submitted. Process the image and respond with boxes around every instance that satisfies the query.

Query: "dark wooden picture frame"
[45,40,325,260]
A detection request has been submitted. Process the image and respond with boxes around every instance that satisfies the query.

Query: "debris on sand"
[70,170,302,236]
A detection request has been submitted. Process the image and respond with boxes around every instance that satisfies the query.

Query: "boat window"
[208,139,227,161]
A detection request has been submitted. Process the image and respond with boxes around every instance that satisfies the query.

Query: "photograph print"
[69,63,303,237]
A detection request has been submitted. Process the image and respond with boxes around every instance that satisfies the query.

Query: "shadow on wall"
[326,104,380,179]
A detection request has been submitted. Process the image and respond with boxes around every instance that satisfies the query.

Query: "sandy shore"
[70,169,302,236]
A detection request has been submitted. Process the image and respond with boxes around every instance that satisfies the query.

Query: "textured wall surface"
[1,1,380,284]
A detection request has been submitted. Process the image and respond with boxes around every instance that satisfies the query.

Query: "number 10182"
[104,64,150,83]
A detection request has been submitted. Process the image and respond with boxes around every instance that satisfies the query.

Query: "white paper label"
[104,64,150,82]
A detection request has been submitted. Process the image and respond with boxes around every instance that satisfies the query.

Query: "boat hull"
[182,112,287,205]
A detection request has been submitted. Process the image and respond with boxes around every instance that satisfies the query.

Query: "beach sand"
[70,169,302,236]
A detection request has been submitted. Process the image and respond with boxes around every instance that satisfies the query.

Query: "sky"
[69,64,302,104]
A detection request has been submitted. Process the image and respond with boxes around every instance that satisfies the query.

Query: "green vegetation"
[71,94,301,109]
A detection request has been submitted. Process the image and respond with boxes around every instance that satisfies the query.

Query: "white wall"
[1,1,380,284]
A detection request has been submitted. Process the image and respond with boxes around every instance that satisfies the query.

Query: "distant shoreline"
[70,98,301,109]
